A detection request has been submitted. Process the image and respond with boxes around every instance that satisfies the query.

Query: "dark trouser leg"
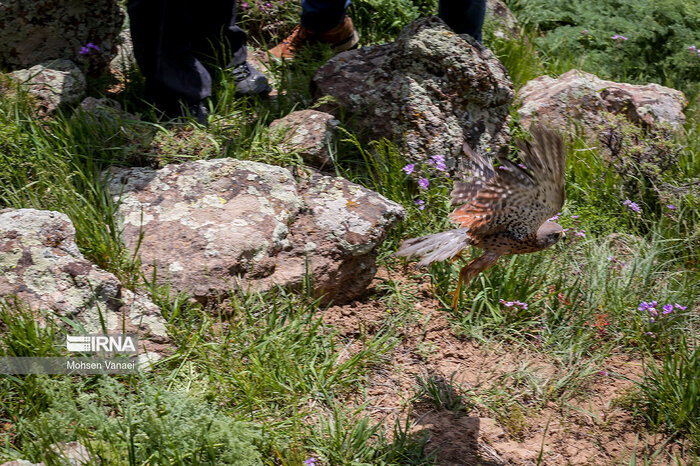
[127,0,247,112]
[189,0,248,68]
[300,0,350,32]
[438,0,486,43]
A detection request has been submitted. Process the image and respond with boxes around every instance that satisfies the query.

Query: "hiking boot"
[186,102,209,126]
[230,61,272,96]
[318,16,360,54]
[269,15,359,60]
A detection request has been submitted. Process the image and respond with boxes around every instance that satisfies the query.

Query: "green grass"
[0,1,699,462]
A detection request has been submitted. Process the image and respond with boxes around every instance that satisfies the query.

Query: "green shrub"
[506,0,700,93]
[12,377,263,465]
[637,341,700,447]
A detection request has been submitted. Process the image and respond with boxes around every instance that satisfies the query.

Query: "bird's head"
[536,221,566,249]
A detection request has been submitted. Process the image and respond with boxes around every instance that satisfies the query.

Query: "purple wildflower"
[667,204,676,210]
[79,46,90,55]
[500,299,527,310]
[608,256,614,261]
[514,300,528,310]
[571,215,580,220]
[430,155,447,171]
[612,35,628,41]
[623,199,640,213]
[86,42,100,51]
[242,1,248,7]
[402,164,415,175]
[575,231,586,238]
[674,303,687,311]
[497,165,510,171]
[418,178,429,190]
[549,213,560,222]
[415,199,425,210]
[518,163,528,170]
[662,304,674,315]
[303,459,317,465]
[639,301,659,316]
[266,1,272,6]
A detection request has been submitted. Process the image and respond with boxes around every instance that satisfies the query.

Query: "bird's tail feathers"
[394,228,471,267]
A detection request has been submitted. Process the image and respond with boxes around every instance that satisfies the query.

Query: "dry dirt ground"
[321,267,689,465]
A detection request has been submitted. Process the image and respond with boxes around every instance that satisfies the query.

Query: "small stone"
[10,59,86,116]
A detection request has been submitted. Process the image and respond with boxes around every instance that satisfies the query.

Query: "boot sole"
[332,30,360,53]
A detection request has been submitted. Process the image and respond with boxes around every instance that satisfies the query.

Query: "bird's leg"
[450,252,502,311]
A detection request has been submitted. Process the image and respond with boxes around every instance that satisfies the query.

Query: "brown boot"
[269,15,359,60]
[317,16,360,54]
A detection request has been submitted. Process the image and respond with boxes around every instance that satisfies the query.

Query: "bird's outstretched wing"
[449,125,566,240]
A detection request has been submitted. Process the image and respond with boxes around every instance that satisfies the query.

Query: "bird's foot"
[449,282,463,311]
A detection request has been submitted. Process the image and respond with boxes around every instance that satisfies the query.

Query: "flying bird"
[395,125,567,310]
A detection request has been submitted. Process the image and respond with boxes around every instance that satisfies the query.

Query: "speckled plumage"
[395,125,567,309]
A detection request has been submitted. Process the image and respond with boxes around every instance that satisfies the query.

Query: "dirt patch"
[321,267,686,464]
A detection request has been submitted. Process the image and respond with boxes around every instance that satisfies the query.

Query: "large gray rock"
[0,0,124,74]
[10,59,86,116]
[312,17,514,170]
[106,159,405,305]
[516,69,687,132]
[0,209,169,355]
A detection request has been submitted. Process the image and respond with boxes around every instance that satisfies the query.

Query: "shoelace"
[231,63,252,83]
[284,26,311,51]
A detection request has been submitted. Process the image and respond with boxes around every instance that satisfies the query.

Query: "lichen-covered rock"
[312,17,514,170]
[10,59,86,116]
[77,96,136,123]
[269,110,339,169]
[0,460,43,466]
[50,442,91,466]
[110,28,135,79]
[486,0,521,39]
[105,159,405,304]
[0,442,91,466]
[0,209,169,355]
[516,69,687,132]
[0,0,124,74]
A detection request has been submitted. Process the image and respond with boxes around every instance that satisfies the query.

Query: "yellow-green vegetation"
[0,0,698,463]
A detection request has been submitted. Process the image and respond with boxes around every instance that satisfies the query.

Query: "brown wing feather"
[515,125,566,218]
[449,125,566,239]
[450,143,496,206]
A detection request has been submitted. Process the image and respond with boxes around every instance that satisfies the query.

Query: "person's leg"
[300,0,350,32]
[189,0,247,68]
[128,0,268,118]
[127,0,211,117]
[438,0,486,43]
[269,0,358,59]
[188,0,270,96]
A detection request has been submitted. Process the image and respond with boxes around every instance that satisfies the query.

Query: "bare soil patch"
[321,267,686,465]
